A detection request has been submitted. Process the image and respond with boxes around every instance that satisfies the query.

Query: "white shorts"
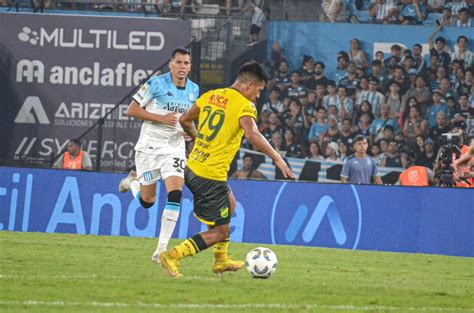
[135,151,186,185]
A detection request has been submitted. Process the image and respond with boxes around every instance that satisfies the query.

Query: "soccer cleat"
[212,258,245,274]
[159,251,182,278]
[152,248,166,264]
[118,170,137,193]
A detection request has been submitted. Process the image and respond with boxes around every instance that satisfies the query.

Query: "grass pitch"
[0,231,473,313]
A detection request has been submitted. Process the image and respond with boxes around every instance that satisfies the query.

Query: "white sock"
[130,180,140,201]
[157,202,180,253]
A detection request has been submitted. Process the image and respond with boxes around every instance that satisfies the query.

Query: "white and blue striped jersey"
[133,72,199,155]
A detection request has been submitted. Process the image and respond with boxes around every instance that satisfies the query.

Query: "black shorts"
[184,168,231,226]
[250,24,261,35]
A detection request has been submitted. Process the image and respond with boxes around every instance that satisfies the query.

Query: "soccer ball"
[245,247,278,279]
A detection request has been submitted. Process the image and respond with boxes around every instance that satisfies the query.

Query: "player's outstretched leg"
[152,189,182,263]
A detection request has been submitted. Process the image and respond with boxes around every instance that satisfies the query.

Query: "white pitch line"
[0,300,472,312]
[0,274,98,279]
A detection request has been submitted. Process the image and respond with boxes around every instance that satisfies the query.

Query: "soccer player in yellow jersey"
[158,61,294,277]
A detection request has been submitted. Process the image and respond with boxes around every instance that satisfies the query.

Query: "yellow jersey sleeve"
[237,100,258,121]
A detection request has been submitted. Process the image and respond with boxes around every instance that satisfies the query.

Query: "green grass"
[0,231,473,313]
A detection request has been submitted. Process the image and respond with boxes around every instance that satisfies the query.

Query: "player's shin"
[156,190,182,253]
[130,180,141,201]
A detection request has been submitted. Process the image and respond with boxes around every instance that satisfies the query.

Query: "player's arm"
[373,176,383,185]
[240,116,295,179]
[127,100,177,126]
[179,103,200,140]
[340,176,349,183]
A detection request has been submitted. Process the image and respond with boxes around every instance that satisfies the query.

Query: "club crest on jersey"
[188,92,194,101]
[166,91,173,97]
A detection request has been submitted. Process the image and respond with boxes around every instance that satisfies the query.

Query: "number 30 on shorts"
[173,158,186,171]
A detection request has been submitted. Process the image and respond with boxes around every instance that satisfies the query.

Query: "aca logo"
[271,183,362,249]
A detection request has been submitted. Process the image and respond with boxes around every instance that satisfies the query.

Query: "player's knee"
[139,195,155,209]
[167,190,182,203]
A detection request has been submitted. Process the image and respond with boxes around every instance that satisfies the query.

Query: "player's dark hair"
[353,135,367,145]
[171,47,191,59]
[69,139,81,147]
[237,61,269,84]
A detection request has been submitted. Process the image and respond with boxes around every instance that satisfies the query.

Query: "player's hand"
[275,159,295,179]
[181,132,193,141]
[158,112,178,126]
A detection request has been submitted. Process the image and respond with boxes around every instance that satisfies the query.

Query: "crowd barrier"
[1,167,472,257]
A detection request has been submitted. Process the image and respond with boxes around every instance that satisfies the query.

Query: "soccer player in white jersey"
[119,48,199,262]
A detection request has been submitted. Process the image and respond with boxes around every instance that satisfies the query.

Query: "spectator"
[415,138,437,168]
[248,1,265,45]
[339,117,355,148]
[403,55,416,74]
[369,0,399,24]
[341,135,383,184]
[439,78,456,101]
[334,85,354,119]
[283,128,304,158]
[339,61,360,97]
[439,5,455,26]
[313,86,326,108]
[382,124,396,141]
[320,114,341,153]
[455,7,472,27]
[231,154,267,179]
[380,139,403,167]
[320,0,347,23]
[323,80,338,109]
[53,139,93,171]
[429,67,448,91]
[370,104,400,142]
[271,132,286,157]
[361,77,386,117]
[308,107,329,142]
[298,55,316,89]
[261,87,285,114]
[258,109,270,131]
[385,81,403,120]
[386,65,410,95]
[451,36,473,69]
[426,90,449,128]
[412,44,427,73]
[312,61,330,90]
[325,141,341,161]
[300,92,315,130]
[428,25,451,69]
[285,99,306,140]
[446,96,460,120]
[307,141,325,161]
[349,39,369,70]
[368,60,388,88]
[426,0,445,12]
[333,54,349,84]
[355,77,369,106]
[284,71,307,99]
[355,100,376,124]
[384,44,402,68]
[404,75,432,113]
[444,0,468,17]
[273,60,291,91]
[354,111,373,137]
[429,111,450,148]
[371,142,384,164]
[262,112,284,143]
[403,105,429,147]
[339,141,350,161]
[459,93,474,116]
[398,0,427,25]
[270,41,286,69]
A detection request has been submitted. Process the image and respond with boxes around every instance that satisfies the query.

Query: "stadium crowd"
[321,0,473,26]
[250,27,473,171]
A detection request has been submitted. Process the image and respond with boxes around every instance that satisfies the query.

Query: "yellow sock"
[171,239,198,260]
[214,238,229,261]
[171,234,209,260]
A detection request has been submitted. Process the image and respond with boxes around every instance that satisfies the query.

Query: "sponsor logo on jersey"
[209,95,228,109]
